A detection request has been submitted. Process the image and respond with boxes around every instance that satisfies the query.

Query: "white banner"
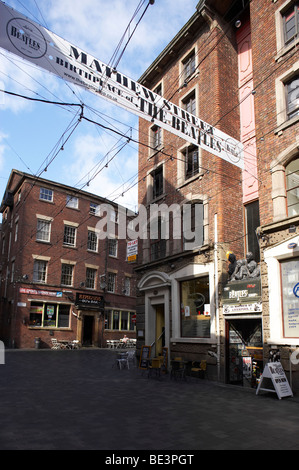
[0,2,244,168]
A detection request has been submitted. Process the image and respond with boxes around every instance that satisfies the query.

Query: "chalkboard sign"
[139,345,151,370]
[256,362,293,400]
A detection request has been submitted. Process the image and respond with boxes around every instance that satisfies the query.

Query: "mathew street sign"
[0,1,244,169]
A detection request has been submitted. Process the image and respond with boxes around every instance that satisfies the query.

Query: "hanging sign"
[0,2,244,169]
[256,362,293,400]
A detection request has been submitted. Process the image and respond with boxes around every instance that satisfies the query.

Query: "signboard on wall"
[0,1,244,169]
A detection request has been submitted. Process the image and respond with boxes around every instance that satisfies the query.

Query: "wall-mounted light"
[235,20,242,28]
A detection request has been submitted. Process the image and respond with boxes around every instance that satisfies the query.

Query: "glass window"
[87,231,98,252]
[86,268,96,289]
[40,188,53,202]
[63,225,76,246]
[107,273,116,293]
[286,76,299,120]
[181,276,210,338]
[183,92,196,116]
[124,277,131,296]
[33,260,47,283]
[281,259,299,338]
[286,158,299,216]
[151,125,162,150]
[184,145,199,179]
[152,166,163,199]
[36,219,51,242]
[283,4,299,45]
[108,239,118,257]
[66,195,78,209]
[245,200,260,262]
[61,264,73,286]
[113,310,119,330]
[29,302,70,328]
[90,202,100,216]
[183,51,196,80]
[121,311,129,330]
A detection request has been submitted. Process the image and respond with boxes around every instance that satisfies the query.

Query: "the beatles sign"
[0,2,244,169]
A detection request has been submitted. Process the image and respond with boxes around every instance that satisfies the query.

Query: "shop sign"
[256,362,293,400]
[75,292,104,310]
[0,2,244,169]
[223,279,261,304]
[224,302,262,315]
[19,287,62,297]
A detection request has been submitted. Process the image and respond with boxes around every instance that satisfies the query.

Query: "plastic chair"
[51,338,61,350]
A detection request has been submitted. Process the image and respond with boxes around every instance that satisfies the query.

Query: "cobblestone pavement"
[0,349,299,451]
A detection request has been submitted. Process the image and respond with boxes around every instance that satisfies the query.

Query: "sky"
[0,0,199,215]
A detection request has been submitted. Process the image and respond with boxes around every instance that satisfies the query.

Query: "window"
[183,203,204,251]
[33,260,47,284]
[154,83,162,96]
[108,239,118,257]
[283,3,299,45]
[107,272,116,293]
[61,264,73,286]
[152,166,163,200]
[66,195,78,209]
[286,75,299,120]
[29,302,70,328]
[286,158,299,216]
[184,145,199,179]
[90,202,100,216]
[150,125,162,151]
[87,230,98,252]
[14,221,18,242]
[281,258,299,338]
[182,51,196,81]
[86,267,97,289]
[180,276,210,338]
[105,310,136,331]
[40,188,53,202]
[124,277,131,296]
[150,217,167,261]
[63,225,76,246]
[36,219,51,243]
[245,201,261,262]
[182,92,196,116]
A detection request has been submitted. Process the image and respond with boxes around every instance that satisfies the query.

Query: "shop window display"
[180,276,210,338]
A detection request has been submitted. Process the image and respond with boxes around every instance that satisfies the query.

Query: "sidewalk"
[0,349,299,450]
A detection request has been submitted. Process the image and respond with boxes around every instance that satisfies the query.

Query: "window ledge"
[275,114,299,134]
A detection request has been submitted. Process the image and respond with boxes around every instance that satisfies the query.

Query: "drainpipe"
[214,213,221,381]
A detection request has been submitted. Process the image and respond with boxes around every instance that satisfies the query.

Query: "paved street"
[0,349,299,452]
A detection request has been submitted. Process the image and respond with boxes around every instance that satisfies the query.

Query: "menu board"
[139,345,151,370]
[281,259,299,338]
[256,362,293,400]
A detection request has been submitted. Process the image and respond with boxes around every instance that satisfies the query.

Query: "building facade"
[135,0,299,391]
[0,170,136,349]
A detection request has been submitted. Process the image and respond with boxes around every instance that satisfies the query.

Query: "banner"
[0,2,244,168]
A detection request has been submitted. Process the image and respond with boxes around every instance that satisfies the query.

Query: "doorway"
[83,315,94,346]
[155,304,165,356]
[226,318,263,387]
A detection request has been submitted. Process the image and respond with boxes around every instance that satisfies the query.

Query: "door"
[83,315,94,346]
[226,318,263,387]
[155,304,165,357]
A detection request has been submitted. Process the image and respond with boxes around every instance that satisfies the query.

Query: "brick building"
[135,0,299,391]
[0,170,136,349]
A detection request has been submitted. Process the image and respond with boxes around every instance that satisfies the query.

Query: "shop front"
[223,280,263,387]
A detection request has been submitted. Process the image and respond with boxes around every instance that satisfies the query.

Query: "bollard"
[0,341,5,364]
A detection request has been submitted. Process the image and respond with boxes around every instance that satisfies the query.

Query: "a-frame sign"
[0,1,243,169]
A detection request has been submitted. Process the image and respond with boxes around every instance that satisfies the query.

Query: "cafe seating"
[190,360,207,379]
[51,338,61,350]
[170,357,187,380]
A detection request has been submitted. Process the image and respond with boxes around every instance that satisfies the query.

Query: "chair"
[170,358,187,380]
[148,357,162,378]
[51,338,61,350]
[191,360,207,379]
[127,350,136,367]
[116,352,129,369]
[70,340,80,349]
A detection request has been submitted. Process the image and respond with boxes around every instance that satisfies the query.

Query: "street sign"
[0,1,244,169]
